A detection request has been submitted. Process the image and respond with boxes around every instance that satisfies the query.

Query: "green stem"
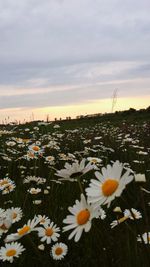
[22,192,29,211]
[121,196,150,262]
[34,159,37,176]
[26,235,44,265]
[77,176,84,193]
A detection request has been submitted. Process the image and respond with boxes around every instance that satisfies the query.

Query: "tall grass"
[0,115,150,266]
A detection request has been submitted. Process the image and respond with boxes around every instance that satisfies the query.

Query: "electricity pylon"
[111,89,118,113]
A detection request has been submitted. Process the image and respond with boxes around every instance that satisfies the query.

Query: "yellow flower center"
[45,227,53,236]
[91,159,97,163]
[31,189,38,194]
[23,139,30,143]
[13,212,17,219]
[40,219,45,224]
[0,224,8,230]
[77,209,90,225]
[18,225,30,236]
[47,157,53,160]
[4,184,13,192]
[102,179,119,196]
[6,249,16,257]
[28,152,35,158]
[32,146,40,151]
[55,247,63,256]
[0,180,8,186]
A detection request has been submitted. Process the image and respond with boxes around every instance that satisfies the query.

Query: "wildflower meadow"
[0,112,150,267]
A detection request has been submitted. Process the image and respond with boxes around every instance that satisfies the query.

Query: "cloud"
[0,0,149,113]
[0,75,149,110]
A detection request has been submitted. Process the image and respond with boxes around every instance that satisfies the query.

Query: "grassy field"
[0,112,150,267]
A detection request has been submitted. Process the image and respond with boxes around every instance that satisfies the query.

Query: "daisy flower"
[22,138,31,144]
[53,124,60,129]
[51,242,68,260]
[95,206,106,220]
[137,232,150,244]
[28,188,41,195]
[110,216,128,228]
[45,156,55,163]
[36,221,60,244]
[87,157,102,165]
[63,194,99,242]
[44,189,49,194]
[113,206,122,213]
[33,200,42,205]
[38,244,45,251]
[0,208,5,218]
[28,144,42,154]
[110,208,142,228]
[6,207,23,223]
[0,178,16,194]
[23,176,46,185]
[86,161,133,207]
[24,151,37,160]
[55,159,93,181]
[0,242,25,263]
[0,213,13,236]
[123,208,142,220]
[2,183,16,194]
[134,173,146,183]
[6,141,16,147]
[37,215,50,225]
[1,179,16,195]
[0,178,13,189]
[5,216,39,242]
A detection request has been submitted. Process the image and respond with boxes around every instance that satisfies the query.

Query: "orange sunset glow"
[0,96,149,122]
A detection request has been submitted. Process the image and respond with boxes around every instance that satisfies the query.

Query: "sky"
[0,0,150,122]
